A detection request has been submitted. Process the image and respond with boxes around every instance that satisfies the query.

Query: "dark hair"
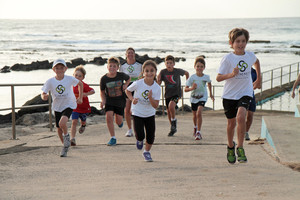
[165,55,175,63]
[142,60,157,80]
[74,65,86,76]
[126,47,135,53]
[229,28,250,44]
[108,56,120,66]
[194,56,205,67]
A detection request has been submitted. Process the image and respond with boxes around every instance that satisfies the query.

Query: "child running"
[70,65,95,146]
[216,28,261,164]
[100,57,131,146]
[157,55,189,136]
[125,60,161,162]
[185,56,214,140]
[41,59,83,157]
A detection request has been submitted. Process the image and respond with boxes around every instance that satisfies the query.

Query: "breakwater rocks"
[0,54,186,73]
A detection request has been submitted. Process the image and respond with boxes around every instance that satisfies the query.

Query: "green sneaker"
[236,147,247,163]
[227,142,236,164]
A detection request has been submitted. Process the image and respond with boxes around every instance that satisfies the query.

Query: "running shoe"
[79,125,86,134]
[60,146,69,157]
[171,119,177,132]
[227,141,236,164]
[168,130,177,136]
[125,129,133,137]
[236,147,248,163]
[143,151,153,162]
[118,122,123,128]
[107,138,117,146]
[195,132,202,140]
[244,132,250,141]
[70,138,76,146]
[63,134,71,148]
[136,140,143,150]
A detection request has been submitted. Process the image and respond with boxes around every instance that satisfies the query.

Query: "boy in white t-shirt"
[41,59,83,157]
[216,28,261,164]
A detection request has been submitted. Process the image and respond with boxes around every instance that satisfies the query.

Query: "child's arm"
[184,71,189,80]
[207,82,215,101]
[216,66,239,82]
[76,81,83,104]
[184,83,197,92]
[123,77,131,91]
[148,90,159,109]
[292,73,300,98]
[125,89,138,104]
[84,89,95,97]
[253,59,261,90]
[156,72,162,85]
[41,92,49,101]
[100,90,106,109]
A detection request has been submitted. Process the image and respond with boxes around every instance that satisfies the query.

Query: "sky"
[0,0,300,19]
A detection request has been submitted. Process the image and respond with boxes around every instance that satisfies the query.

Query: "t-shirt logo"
[237,60,248,72]
[127,65,134,73]
[142,90,149,100]
[165,75,176,84]
[56,85,65,94]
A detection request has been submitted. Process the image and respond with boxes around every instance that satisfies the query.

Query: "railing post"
[297,62,299,75]
[289,65,292,83]
[212,85,215,110]
[11,86,16,140]
[280,67,283,88]
[161,86,165,116]
[48,91,53,131]
[271,70,273,91]
[181,86,184,114]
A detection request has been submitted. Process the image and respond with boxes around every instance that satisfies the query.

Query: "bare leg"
[227,118,236,148]
[115,114,123,126]
[246,111,254,132]
[124,99,132,130]
[59,116,69,135]
[192,110,197,127]
[106,111,115,137]
[236,107,247,148]
[71,119,78,139]
[57,128,63,144]
[168,101,176,122]
[145,142,152,151]
[196,106,204,132]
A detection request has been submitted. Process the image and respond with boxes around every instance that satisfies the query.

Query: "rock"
[17,94,50,117]
[291,45,300,48]
[16,113,53,126]
[0,113,17,124]
[249,40,271,43]
[10,60,51,71]
[71,58,86,66]
[88,56,107,65]
[0,66,11,73]
[178,104,192,112]
[90,106,105,116]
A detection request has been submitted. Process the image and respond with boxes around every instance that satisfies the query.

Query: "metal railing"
[1,61,299,140]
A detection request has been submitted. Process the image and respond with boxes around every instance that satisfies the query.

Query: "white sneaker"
[125,129,133,137]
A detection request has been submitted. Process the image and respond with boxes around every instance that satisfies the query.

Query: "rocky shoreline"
[0,54,186,73]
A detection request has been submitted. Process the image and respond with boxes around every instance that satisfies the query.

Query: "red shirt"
[73,81,94,113]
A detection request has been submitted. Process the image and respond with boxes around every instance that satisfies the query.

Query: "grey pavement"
[0,110,299,200]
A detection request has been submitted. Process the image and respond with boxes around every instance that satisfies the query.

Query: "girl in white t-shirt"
[125,60,161,162]
[185,56,214,140]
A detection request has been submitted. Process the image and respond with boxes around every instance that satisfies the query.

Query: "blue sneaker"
[136,140,143,150]
[143,151,153,162]
[107,138,117,146]
[118,122,123,128]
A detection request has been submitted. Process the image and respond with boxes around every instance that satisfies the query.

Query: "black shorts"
[54,107,73,128]
[223,96,252,119]
[248,95,256,112]
[191,101,206,111]
[126,82,134,99]
[105,104,124,116]
[165,95,180,109]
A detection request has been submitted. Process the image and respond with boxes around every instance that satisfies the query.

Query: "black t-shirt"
[100,72,130,108]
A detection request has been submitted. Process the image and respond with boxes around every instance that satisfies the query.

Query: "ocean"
[0,18,300,113]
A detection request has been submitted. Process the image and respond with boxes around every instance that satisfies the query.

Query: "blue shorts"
[72,112,88,121]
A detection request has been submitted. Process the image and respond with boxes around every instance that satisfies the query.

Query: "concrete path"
[0,110,299,200]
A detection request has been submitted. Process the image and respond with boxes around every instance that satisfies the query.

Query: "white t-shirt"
[218,51,257,100]
[42,75,79,112]
[120,62,142,82]
[127,79,161,118]
[186,74,211,103]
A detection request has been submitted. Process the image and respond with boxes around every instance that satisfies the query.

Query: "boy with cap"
[41,59,83,157]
